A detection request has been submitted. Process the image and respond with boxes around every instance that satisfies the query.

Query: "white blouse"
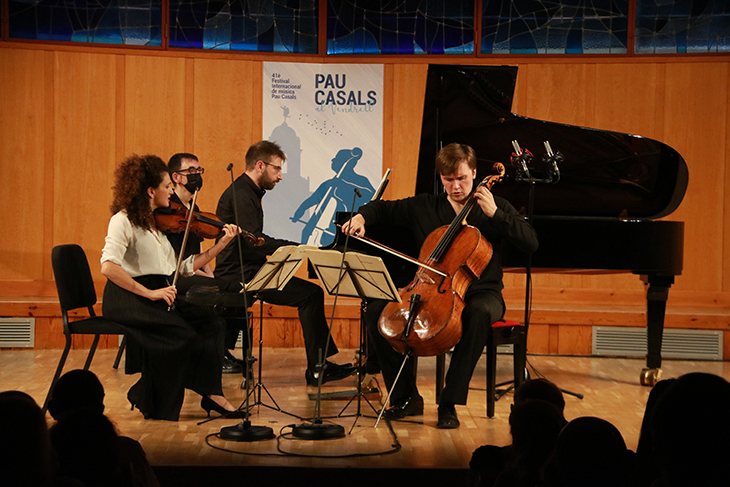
[101,211,195,278]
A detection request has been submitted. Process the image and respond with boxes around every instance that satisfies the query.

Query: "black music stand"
[239,245,313,419]
[305,250,400,432]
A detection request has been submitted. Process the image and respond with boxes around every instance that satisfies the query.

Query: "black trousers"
[103,276,225,421]
[220,275,338,370]
[367,289,505,406]
[176,274,251,353]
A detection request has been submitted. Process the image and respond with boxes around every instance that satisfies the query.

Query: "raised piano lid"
[417,65,689,220]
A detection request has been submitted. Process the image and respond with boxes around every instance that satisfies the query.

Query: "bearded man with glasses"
[215,140,356,387]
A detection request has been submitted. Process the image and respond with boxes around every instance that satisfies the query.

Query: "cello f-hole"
[437,276,447,294]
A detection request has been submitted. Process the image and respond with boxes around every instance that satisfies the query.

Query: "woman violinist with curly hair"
[101,154,242,421]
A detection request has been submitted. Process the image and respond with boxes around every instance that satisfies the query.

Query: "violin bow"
[168,189,199,311]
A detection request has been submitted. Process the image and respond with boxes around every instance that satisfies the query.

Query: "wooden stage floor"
[2,347,730,486]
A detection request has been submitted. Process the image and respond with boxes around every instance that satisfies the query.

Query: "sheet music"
[306,250,401,302]
[245,245,400,302]
[371,168,391,202]
[245,245,316,292]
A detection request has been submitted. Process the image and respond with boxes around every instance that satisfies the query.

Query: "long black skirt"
[102,275,225,421]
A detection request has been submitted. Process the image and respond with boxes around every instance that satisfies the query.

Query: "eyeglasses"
[261,161,282,173]
[176,167,205,175]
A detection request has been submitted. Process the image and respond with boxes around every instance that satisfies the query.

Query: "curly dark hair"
[110,154,168,231]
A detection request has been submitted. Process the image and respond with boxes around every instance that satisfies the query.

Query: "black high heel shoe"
[127,385,150,420]
[200,396,247,419]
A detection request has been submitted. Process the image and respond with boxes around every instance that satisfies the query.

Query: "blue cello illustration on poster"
[291,147,375,246]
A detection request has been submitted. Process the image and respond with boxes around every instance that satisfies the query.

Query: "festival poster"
[262,62,383,247]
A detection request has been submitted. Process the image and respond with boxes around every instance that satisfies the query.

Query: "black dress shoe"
[437,404,460,429]
[383,395,424,419]
[305,361,357,386]
[222,356,243,374]
[239,367,255,390]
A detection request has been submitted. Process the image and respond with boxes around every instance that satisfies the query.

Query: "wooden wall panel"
[726,64,730,293]
[0,49,48,281]
[521,63,594,127]
[191,58,259,214]
[593,64,660,137]
[386,64,428,200]
[558,325,592,355]
[663,63,728,292]
[123,56,186,158]
[53,51,118,275]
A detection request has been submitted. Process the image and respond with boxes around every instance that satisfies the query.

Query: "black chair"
[42,244,126,412]
[436,319,527,418]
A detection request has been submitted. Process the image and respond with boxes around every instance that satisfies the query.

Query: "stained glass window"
[635,0,730,54]
[8,0,162,45]
[481,0,629,54]
[5,0,729,54]
[169,0,317,52]
[327,0,475,55]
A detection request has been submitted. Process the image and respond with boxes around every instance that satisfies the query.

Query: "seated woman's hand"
[148,285,177,305]
[219,224,241,245]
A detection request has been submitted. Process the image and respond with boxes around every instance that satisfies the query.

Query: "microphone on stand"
[542,141,563,183]
[219,162,275,442]
[510,140,533,181]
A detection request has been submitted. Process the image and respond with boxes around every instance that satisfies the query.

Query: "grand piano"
[333,64,687,386]
[416,64,687,386]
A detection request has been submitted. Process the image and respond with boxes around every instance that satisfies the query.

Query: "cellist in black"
[342,143,538,428]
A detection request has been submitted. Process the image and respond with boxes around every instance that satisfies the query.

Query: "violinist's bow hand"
[151,285,177,307]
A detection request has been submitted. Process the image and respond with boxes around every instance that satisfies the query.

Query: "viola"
[377,164,505,357]
[155,201,264,246]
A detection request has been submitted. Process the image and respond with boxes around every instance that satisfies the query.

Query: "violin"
[155,201,264,246]
[378,163,505,357]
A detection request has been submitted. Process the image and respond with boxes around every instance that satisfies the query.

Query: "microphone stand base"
[220,421,275,442]
[292,421,345,440]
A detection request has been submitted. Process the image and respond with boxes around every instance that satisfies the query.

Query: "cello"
[377,163,505,357]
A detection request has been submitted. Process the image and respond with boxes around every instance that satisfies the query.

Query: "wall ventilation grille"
[0,318,35,348]
[592,326,722,361]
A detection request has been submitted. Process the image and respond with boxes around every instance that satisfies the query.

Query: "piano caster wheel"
[640,368,662,387]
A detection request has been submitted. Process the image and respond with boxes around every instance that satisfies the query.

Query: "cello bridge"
[416,269,436,285]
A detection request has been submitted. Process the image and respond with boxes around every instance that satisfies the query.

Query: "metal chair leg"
[113,335,126,369]
[42,335,72,412]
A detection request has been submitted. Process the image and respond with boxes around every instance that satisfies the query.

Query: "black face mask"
[183,173,203,194]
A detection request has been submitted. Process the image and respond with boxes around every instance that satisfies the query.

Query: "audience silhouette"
[0,391,57,487]
[630,378,675,487]
[648,372,730,487]
[468,371,730,487]
[539,416,634,487]
[47,369,159,487]
[469,378,567,487]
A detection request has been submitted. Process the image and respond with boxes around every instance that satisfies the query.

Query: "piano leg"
[640,275,675,386]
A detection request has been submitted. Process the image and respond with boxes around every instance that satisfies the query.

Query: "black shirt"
[357,192,538,295]
[214,173,294,283]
